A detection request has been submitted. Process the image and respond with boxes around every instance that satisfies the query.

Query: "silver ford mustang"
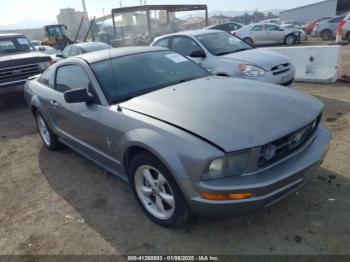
[24,46,331,228]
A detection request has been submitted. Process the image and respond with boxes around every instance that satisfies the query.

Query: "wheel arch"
[320,28,332,39]
[121,140,194,200]
[119,130,191,183]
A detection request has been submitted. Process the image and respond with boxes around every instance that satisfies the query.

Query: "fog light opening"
[200,192,253,201]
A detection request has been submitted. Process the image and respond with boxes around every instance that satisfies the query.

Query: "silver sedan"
[234,23,302,46]
[24,47,331,227]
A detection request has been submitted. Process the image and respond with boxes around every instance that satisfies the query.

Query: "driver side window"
[171,36,202,57]
[55,65,90,93]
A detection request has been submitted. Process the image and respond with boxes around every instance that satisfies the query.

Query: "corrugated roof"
[280,0,337,14]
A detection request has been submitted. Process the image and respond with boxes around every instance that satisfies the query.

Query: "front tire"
[129,152,193,228]
[35,112,63,151]
[243,37,253,46]
[320,29,332,41]
[284,34,297,45]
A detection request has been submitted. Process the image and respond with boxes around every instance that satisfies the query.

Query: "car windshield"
[91,50,211,104]
[0,37,35,55]
[196,31,252,56]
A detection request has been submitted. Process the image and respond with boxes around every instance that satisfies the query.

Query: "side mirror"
[56,53,64,58]
[64,88,94,103]
[38,46,45,51]
[190,50,206,58]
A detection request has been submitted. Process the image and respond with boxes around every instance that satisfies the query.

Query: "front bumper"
[187,124,331,217]
[242,66,296,86]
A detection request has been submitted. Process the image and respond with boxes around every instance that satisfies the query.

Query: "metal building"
[279,0,349,24]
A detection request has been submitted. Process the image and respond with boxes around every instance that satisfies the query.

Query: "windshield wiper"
[173,77,199,85]
[215,48,250,56]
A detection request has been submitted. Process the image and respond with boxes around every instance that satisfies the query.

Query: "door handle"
[50,100,58,106]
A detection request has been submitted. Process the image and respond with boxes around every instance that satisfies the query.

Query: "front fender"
[115,127,222,199]
[118,128,190,182]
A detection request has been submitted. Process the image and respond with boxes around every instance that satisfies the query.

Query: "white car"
[234,23,302,46]
[152,30,295,86]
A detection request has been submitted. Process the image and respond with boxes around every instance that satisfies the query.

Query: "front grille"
[258,114,322,168]
[0,63,41,85]
[271,63,290,75]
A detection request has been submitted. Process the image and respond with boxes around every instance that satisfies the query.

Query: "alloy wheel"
[37,115,51,146]
[285,35,296,45]
[134,165,175,220]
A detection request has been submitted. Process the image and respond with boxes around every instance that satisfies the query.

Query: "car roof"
[0,33,25,38]
[72,41,109,48]
[204,22,242,29]
[76,46,167,64]
[156,29,224,40]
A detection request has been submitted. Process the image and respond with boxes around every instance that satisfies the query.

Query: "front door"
[171,36,212,72]
[250,24,266,44]
[52,64,105,153]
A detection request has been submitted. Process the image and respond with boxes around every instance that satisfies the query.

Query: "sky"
[0,0,323,29]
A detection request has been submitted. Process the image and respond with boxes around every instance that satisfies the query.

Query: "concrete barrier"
[265,46,342,83]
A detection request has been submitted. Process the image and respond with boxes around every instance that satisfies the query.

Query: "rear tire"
[129,152,193,228]
[284,34,297,45]
[243,37,253,46]
[35,112,63,151]
[320,29,332,41]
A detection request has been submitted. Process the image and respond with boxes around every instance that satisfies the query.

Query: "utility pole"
[82,0,88,15]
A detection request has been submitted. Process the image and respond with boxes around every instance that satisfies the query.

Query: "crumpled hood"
[121,76,323,152]
[220,49,290,71]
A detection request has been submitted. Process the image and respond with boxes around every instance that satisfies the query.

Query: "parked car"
[56,42,112,61]
[234,23,302,46]
[204,22,244,35]
[152,30,295,86]
[312,15,345,40]
[35,45,58,55]
[0,33,51,93]
[31,40,42,47]
[281,24,308,41]
[303,17,333,35]
[24,46,331,227]
[260,18,280,24]
[281,20,303,30]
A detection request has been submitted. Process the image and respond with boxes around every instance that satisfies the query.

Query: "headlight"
[38,61,51,71]
[201,151,250,181]
[239,64,266,77]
